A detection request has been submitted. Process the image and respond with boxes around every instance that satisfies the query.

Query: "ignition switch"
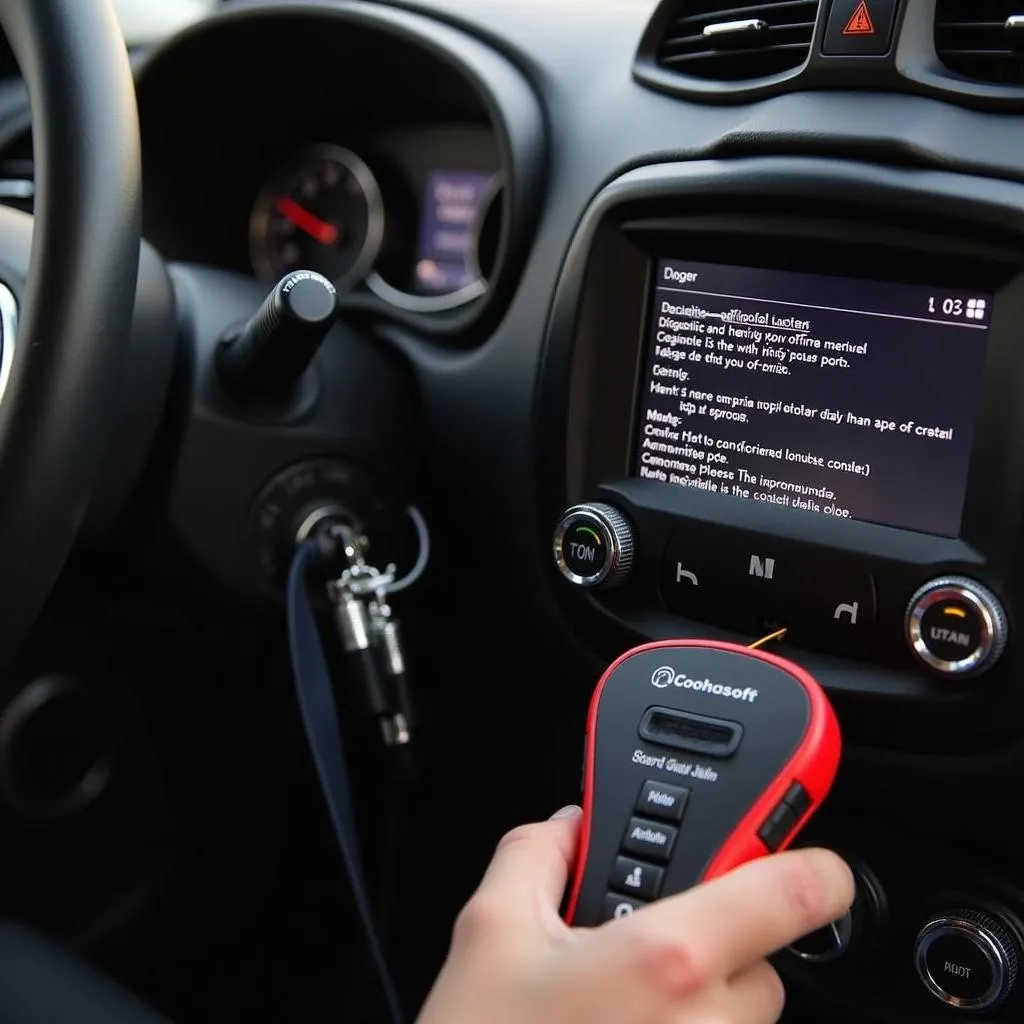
[242,458,398,597]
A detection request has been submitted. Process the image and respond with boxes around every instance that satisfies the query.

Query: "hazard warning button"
[823,0,898,57]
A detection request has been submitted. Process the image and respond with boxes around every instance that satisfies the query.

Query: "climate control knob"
[906,577,1008,678]
[915,908,1020,1012]
[553,503,635,588]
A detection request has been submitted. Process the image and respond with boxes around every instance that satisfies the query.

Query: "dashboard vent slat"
[935,1,1024,85]
[654,0,820,82]
[671,0,817,29]
[662,41,811,68]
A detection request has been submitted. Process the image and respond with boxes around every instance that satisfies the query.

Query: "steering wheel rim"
[0,0,141,661]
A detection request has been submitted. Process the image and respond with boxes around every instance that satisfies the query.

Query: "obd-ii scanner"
[566,640,841,926]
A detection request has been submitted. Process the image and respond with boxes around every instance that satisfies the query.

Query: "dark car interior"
[3,0,1024,1020]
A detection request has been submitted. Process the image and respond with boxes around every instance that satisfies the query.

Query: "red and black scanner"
[566,640,841,927]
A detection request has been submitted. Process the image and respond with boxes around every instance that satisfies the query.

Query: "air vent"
[936,1,1024,85]
[654,0,820,81]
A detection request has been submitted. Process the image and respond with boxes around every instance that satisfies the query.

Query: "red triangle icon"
[843,0,876,36]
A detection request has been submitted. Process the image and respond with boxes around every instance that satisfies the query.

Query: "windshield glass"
[112,0,218,44]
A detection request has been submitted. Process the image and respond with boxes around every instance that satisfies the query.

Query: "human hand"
[417,805,853,1024]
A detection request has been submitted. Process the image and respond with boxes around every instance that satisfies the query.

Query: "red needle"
[274,195,340,246]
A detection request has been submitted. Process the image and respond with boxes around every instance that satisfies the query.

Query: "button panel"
[661,526,877,658]
[603,781,693,916]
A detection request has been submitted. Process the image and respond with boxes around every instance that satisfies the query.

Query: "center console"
[540,158,1024,751]
[538,158,1024,1020]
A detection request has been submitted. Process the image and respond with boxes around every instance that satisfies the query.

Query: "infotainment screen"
[633,259,993,537]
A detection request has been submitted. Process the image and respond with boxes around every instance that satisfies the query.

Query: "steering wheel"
[0,0,140,662]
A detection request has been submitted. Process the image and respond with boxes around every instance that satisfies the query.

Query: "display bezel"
[566,214,1024,577]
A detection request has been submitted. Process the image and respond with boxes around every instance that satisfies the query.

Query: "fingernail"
[551,805,582,820]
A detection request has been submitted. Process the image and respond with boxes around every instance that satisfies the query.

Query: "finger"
[615,848,853,976]
[472,806,583,924]
[725,960,787,1024]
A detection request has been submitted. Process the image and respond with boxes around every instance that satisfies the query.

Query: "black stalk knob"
[217,270,339,401]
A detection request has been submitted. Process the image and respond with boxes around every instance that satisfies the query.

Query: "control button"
[622,817,679,864]
[747,552,779,583]
[906,577,1008,678]
[660,526,763,633]
[757,802,798,853]
[790,912,855,963]
[602,893,646,922]
[661,525,799,632]
[610,857,665,901]
[788,857,886,964]
[553,503,635,588]
[781,563,877,658]
[636,780,690,824]
[783,781,812,820]
[915,909,1019,1012]
[660,529,714,598]
[757,783,814,853]
[660,544,722,619]
[822,0,898,57]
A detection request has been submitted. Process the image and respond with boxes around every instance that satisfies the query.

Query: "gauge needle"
[275,195,340,245]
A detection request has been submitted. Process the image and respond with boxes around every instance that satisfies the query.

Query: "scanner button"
[610,857,665,901]
[602,894,646,922]
[784,782,812,820]
[758,802,799,853]
[636,780,690,823]
[622,817,678,863]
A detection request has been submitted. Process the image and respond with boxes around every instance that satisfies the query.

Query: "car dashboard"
[4,0,1024,1021]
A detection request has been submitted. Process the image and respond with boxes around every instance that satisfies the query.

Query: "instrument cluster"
[248,126,502,313]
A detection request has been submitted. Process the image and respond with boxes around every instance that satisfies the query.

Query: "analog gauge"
[250,144,384,286]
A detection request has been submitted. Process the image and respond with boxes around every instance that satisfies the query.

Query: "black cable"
[287,541,405,1024]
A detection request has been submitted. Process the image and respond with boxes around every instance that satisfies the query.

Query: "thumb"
[472,806,583,928]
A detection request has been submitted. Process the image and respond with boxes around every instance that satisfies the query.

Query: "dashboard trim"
[365,271,486,314]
